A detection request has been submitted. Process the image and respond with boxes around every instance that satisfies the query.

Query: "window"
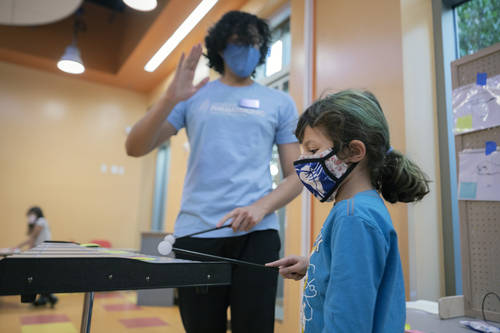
[454,0,500,57]
[255,18,291,81]
[151,143,170,231]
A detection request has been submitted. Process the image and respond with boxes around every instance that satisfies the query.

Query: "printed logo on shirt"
[210,102,265,117]
[302,264,317,329]
[301,231,323,330]
[310,231,323,255]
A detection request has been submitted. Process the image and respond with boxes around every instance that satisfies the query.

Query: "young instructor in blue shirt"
[126,11,302,333]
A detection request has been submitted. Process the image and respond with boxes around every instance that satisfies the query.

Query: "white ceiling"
[0,0,82,26]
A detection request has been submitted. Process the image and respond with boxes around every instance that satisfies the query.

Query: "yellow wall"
[0,61,153,250]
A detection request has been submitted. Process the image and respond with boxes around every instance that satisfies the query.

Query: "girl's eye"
[309,149,318,154]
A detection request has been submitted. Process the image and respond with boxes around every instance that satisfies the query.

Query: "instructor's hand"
[165,43,209,104]
[216,204,266,232]
[266,256,308,280]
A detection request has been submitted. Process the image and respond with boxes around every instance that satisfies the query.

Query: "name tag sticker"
[239,98,260,109]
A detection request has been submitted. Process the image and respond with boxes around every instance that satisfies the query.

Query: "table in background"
[407,308,478,333]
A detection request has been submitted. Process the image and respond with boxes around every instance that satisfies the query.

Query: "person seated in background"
[14,206,51,250]
[13,206,58,307]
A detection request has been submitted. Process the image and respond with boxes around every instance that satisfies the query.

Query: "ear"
[346,140,366,163]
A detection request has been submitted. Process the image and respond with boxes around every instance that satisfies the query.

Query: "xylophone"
[0,241,231,333]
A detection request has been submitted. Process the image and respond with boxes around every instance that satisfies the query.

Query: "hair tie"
[386,146,394,155]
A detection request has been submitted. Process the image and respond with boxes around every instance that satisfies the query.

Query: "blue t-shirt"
[303,190,405,333]
[167,79,298,238]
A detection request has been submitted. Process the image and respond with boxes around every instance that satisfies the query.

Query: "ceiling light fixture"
[57,8,85,75]
[144,0,218,72]
[123,0,157,12]
[57,44,85,74]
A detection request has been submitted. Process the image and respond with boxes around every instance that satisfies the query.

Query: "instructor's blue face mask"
[223,43,260,78]
[294,148,357,202]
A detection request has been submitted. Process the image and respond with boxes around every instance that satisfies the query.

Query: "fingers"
[239,213,252,232]
[175,52,185,74]
[279,263,303,276]
[185,43,202,70]
[231,210,245,232]
[216,208,246,231]
[267,256,307,280]
[235,210,258,232]
[266,256,297,267]
[216,211,234,228]
[178,52,185,68]
[217,206,260,232]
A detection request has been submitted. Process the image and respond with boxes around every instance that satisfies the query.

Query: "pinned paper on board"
[452,73,500,134]
[458,148,500,201]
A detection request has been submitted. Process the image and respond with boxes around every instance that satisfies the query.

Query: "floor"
[0,291,187,333]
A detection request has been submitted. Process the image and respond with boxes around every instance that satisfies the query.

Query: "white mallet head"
[157,241,173,256]
[164,234,175,245]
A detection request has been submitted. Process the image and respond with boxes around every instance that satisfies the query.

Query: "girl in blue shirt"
[267,90,430,333]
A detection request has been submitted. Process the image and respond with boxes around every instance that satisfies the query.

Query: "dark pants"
[175,229,280,333]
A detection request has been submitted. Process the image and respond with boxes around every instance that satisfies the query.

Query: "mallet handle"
[176,225,232,240]
[172,247,277,271]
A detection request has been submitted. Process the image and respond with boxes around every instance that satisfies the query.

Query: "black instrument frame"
[0,256,231,296]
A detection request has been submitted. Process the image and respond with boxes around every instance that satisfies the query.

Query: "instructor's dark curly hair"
[204,11,271,75]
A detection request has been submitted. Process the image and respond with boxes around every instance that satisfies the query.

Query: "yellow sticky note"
[456,114,472,132]
[405,323,411,330]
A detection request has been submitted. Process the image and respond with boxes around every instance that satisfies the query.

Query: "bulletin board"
[451,42,500,322]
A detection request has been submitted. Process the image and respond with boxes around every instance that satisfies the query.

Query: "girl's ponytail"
[378,149,430,203]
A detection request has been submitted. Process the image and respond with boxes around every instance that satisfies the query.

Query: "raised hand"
[266,255,309,280]
[165,43,209,103]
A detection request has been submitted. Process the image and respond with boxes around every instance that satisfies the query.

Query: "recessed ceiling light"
[123,0,157,12]
[144,0,218,72]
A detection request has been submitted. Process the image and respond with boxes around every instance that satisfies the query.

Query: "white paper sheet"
[458,149,500,201]
[453,74,500,134]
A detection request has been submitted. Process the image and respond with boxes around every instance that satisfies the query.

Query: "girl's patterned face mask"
[293,148,357,202]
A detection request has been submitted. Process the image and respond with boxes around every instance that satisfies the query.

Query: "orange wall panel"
[313,0,409,299]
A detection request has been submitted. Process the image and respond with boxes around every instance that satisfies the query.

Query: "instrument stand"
[80,292,94,333]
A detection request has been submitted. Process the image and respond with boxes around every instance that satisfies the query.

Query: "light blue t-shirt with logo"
[167,79,298,238]
[302,190,405,333]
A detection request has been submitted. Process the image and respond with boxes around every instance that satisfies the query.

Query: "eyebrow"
[302,140,316,149]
